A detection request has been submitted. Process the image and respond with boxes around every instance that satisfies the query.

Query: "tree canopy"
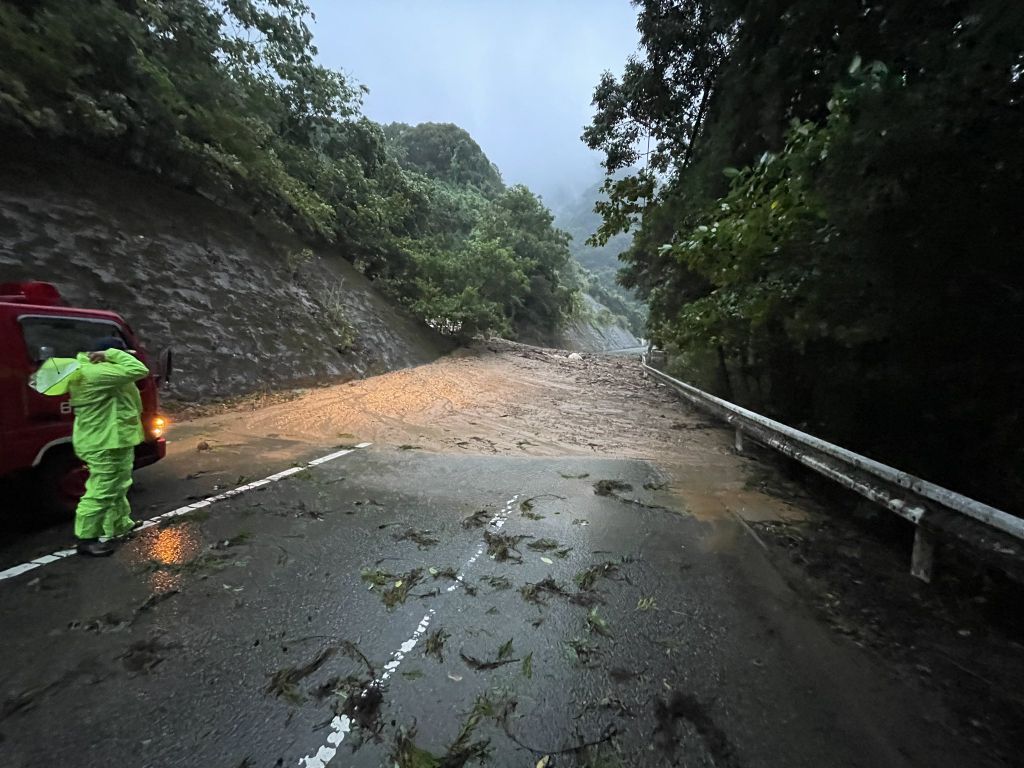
[586,0,1024,511]
[0,0,578,341]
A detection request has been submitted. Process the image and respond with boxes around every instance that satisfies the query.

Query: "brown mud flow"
[0,342,1020,766]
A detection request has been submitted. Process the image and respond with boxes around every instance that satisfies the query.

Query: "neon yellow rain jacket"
[40,349,150,453]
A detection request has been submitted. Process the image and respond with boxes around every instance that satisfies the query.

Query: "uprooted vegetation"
[483,531,529,562]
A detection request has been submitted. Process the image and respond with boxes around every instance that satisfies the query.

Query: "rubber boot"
[77,538,115,557]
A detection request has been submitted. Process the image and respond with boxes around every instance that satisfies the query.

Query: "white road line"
[0,442,373,584]
[298,493,520,767]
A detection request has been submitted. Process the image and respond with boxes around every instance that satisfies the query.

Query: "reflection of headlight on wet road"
[125,524,203,595]
[149,524,199,565]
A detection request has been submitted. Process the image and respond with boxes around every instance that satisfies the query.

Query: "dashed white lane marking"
[0,442,373,584]
[298,493,520,767]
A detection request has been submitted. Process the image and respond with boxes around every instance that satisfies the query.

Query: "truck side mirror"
[156,347,174,388]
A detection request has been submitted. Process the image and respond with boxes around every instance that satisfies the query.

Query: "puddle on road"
[123,523,203,593]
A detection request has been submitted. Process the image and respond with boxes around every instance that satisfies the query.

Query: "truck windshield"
[19,316,125,363]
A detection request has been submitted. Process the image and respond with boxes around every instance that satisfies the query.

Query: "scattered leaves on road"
[575,561,620,591]
[593,479,633,497]
[460,639,519,671]
[210,532,250,550]
[484,530,528,562]
[265,647,335,702]
[461,509,492,528]
[564,637,599,666]
[637,597,658,612]
[559,472,590,479]
[526,538,561,552]
[360,568,394,588]
[587,609,613,637]
[520,577,569,606]
[429,566,459,581]
[425,629,450,663]
[481,575,512,590]
[382,569,425,609]
[522,652,533,679]
[393,528,440,549]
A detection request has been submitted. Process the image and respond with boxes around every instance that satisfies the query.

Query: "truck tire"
[36,448,87,519]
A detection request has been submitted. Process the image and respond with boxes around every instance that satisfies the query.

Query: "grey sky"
[306,1,639,204]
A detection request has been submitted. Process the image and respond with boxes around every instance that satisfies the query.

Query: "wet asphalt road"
[0,448,985,767]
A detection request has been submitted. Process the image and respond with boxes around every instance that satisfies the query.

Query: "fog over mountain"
[307,0,639,204]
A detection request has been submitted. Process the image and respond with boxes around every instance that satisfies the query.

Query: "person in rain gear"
[38,336,150,556]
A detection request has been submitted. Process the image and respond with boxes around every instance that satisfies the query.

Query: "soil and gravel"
[157,339,1024,763]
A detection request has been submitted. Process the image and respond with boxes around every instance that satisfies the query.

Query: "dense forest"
[552,179,647,337]
[587,0,1023,511]
[0,0,581,341]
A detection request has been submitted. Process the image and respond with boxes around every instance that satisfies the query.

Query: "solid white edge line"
[0,442,371,584]
[297,493,520,767]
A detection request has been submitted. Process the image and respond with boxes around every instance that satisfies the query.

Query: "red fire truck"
[0,282,171,513]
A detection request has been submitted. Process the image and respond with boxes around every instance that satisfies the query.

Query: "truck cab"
[0,282,170,514]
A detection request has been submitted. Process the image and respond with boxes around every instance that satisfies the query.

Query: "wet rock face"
[0,148,451,402]
[560,294,640,353]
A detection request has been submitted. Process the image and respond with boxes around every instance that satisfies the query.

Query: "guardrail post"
[911,527,936,582]
[734,427,744,454]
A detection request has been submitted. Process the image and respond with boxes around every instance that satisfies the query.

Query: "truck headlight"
[152,415,168,438]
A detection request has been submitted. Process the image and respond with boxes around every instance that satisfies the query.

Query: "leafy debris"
[429,566,459,581]
[425,629,450,663]
[361,568,395,588]
[265,646,335,703]
[461,509,492,528]
[481,575,512,590]
[521,652,533,679]
[564,637,599,667]
[526,538,561,552]
[393,528,440,549]
[382,569,425,609]
[574,561,620,591]
[593,479,633,497]
[520,577,569,606]
[460,639,519,671]
[211,532,250,550]
[484,530,528,562]
[559,472,590,479]
[587,609,613,637]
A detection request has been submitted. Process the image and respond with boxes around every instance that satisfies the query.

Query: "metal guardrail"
[641,357,1024,582]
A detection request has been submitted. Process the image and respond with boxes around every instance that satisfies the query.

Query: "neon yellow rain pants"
[40,347,150,541]
[75,447,136,540]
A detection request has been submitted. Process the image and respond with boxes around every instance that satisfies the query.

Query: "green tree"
[586,0,1024,511]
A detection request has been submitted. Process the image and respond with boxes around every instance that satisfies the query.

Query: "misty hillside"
[551,181,647,338]
[0,1,636,353]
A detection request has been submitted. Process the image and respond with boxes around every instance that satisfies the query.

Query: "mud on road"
[1,341,1022,766]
